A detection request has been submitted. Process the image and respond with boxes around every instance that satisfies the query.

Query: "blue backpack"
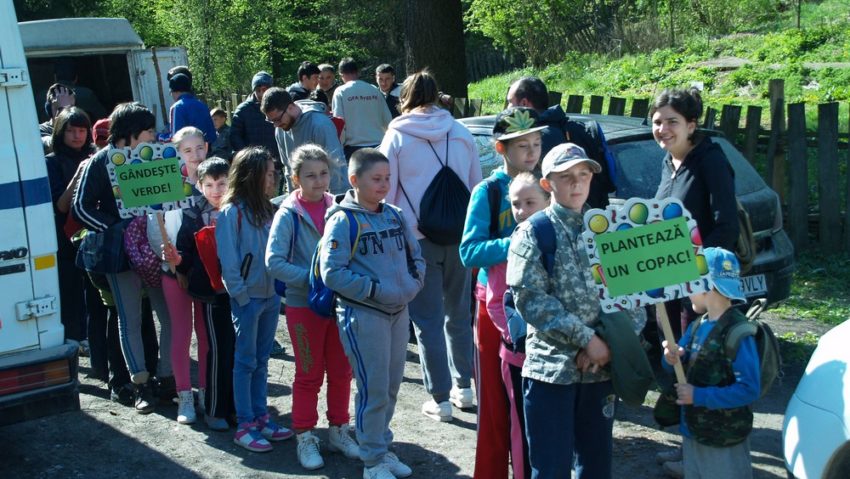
[307,209,360,317]
[274,212,300,297]
[503,211,557,353]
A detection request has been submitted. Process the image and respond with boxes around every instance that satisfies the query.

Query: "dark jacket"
[229,95,279,160]
[655,137,739,250]
[72,146,123,232]
[537,105,615,208]
[594,309,654,407]
[175,197,220,302]
[287,82,310,101]
[211,125,233,160]
[170,93,217,144]
[46,145,95,259]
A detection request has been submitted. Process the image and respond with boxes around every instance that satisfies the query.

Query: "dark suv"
[459,114,794,306]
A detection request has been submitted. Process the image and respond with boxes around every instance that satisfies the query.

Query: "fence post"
[818,102,841,252]
[452,97,468,119]
[766,79,786,200]
[589,95,604,114]
[743,105,762,165]
[608,97,626,116]
[703,107,717,129]
[468,99,483,117]
[719,104,742,147]
[786,102,808,251]
[566,95,584,114]
[548,91,563,108]
[846,106,850,254]
[630,98,649,119]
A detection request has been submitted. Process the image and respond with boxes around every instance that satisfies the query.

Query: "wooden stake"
[657,304,687,384]
[156,212,176,274]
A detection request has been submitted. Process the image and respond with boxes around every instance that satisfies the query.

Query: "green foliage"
[773,252,850,327]
[777,331,819,365]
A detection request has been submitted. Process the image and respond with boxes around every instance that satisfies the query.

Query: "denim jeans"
[523,378,616,479]
[231,296,281,424]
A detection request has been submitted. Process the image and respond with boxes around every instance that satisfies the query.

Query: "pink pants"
[285,306,352,430]
[162,274,207,392]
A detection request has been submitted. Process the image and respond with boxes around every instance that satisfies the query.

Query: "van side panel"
[129,47,189,132]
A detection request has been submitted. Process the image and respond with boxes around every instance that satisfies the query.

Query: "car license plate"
[740,274,767,297]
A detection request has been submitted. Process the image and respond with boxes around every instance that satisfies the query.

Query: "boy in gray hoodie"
[320,149,426,479]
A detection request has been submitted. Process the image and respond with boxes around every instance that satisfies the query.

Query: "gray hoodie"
[320,191,426,315]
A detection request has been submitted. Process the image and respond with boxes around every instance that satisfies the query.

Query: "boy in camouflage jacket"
[663,247,760,478]
[507,143,644,479]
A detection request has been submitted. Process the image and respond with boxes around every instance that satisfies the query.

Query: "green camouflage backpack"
[724,298,781,398]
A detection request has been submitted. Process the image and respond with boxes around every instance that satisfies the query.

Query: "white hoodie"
[379,105,483,240]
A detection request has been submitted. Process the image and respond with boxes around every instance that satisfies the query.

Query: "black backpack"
[398,134,471,245]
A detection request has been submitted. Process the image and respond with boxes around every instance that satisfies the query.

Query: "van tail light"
[773,194,784,233]
[0,359,71,396]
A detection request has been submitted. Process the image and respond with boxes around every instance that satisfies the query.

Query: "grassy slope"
[468,1,850,118]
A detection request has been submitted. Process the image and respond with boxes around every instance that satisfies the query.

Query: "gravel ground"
[0,311,828,478]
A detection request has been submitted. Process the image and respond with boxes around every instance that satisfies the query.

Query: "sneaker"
[234,422,273,453]
[383,452,412,478]
[270,339,285,357]
[655,447,682,464]
[662,460,684,479]
[197,388,206,415]
[256,414,294,442]
[176,390,196,424]
[421,399,452,422]
[328,424,360,459]
[363,463,395,479]
[134,382,155,414]
[449,387,474,409]
[296,431,324,470]
[110,384,135,406]
[155,376,177,404]
[205,415,230,431]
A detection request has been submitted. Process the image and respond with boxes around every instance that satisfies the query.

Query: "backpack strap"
[288,211,300,262]
[342,209,360,259]
[528,212,557,276]
[724,320,758,361]
[485,177,502,239]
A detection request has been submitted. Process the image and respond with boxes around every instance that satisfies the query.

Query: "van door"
[0,15,61,355]
[128,47,190,133]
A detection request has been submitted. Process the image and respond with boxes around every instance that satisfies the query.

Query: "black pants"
[203,294,235,419]
[343,144,378,161]
[107,298,159,390]
[58,258,86,341]
[85,276,109,379]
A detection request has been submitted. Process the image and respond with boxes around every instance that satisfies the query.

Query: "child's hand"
[176,272,189,290]
[675,383,694,405]
[662,340,684,366]
[162,243,182,266]
[584,335,610,372]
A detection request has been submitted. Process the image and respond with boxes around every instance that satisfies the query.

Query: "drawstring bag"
[123,216,162,288]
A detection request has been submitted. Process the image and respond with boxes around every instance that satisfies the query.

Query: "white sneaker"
[421,399,452,422]
[449,387,474,409]
[197,388,206,415]
[296,431,324,470]
[363,463,395,479]
[328,424,360,459]
[176,390,196,424]
[383,452,412,478]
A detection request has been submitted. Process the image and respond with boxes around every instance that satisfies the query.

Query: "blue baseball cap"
[703,247,745,303]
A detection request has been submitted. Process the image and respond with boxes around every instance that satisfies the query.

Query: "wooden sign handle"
[156,212,176,274]
[657,304,687,384]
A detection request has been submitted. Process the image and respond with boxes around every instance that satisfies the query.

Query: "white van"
[19,16,188,132]
[0,1,79,426]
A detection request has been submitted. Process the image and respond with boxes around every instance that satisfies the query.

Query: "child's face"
[318,70,335,90]
[263,160,277,198]
[178,135,208,181]
[498,131,541,176]
[689,291,708,314]
[199,175,227,209]
[350,162,390,211]
[510,182,548,223]
[541,163,592,213]
[211,114,226,130]
[294,159,330,202]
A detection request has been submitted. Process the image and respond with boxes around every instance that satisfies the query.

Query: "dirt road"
[0,312,824,478]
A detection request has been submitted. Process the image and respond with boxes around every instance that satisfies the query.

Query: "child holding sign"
[216,147,293,452]
[662,247,759,479]
[484,172,549,479]
[459,106,545,479]
[506,143,624,479]
[265,145,358,470]
[165,157,236,431]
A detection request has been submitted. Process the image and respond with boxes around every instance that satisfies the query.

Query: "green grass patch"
[772,252,850,326]
[778,331,819,366]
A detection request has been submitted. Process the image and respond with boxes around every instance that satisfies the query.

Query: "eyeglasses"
[265,110,285,125]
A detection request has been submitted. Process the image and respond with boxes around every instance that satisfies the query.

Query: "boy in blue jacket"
[663,247,760,478]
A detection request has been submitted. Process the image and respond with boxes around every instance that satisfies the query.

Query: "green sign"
[114,159,186,208]
[595,217,700,297]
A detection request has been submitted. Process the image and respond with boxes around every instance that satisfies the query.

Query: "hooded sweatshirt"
[379,105,483,240]
[319,191,425,316]
[215,201,276,306]
[274,100,346,193]
[265,191,335,308]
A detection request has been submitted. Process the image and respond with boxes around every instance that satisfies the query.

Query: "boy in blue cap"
[663,247,760,479]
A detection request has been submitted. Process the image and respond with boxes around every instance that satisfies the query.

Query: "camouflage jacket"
[684,308,754,447]
[506,203,606,385]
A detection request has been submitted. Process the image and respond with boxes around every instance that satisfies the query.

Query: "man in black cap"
[168,73,216,145]
[230,71,279,166]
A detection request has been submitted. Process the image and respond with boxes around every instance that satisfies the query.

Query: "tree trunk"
[403,0,468,98]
